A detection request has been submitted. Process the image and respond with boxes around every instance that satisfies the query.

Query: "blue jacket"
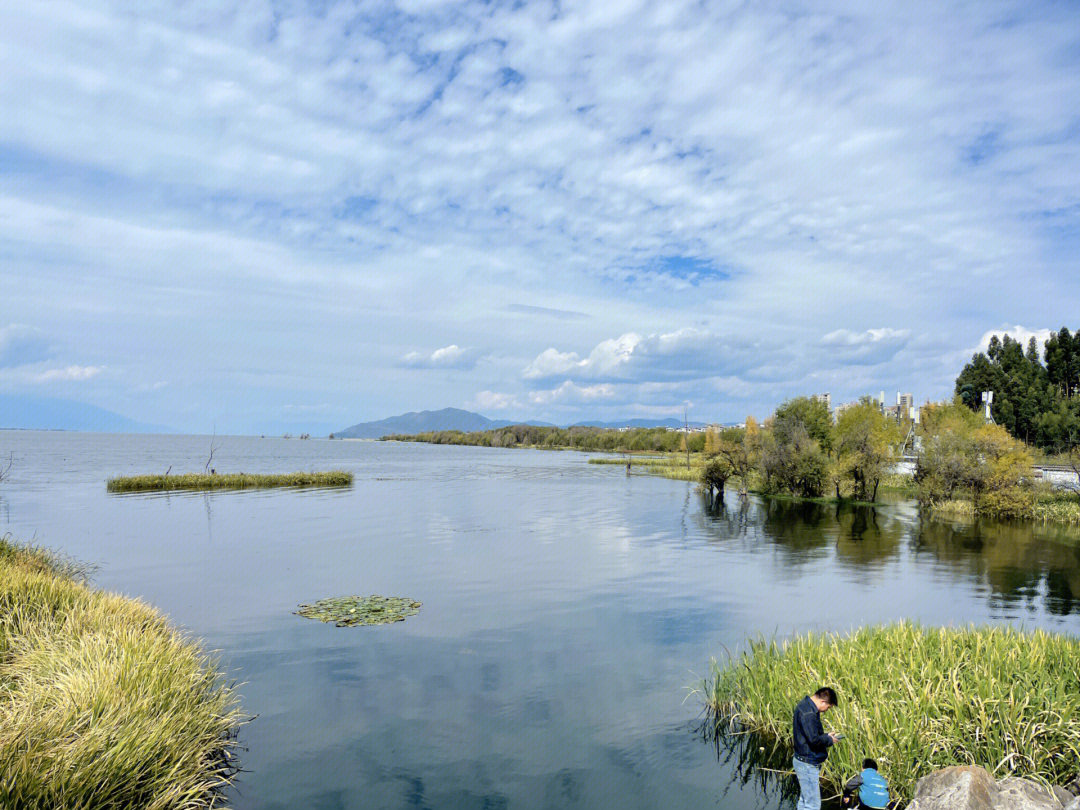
[792,695,833,765]
[844,767,890,808]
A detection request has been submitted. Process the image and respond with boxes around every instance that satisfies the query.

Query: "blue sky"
[1,0,1079,435]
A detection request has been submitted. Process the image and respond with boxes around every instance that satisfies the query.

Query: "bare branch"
[0,452,12,483]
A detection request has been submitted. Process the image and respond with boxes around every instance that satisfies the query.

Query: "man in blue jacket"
[841,758,890,808]
[792,687,840,810]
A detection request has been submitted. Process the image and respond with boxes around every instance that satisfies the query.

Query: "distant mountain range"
[333,407,705,439]
[0,394,171,433]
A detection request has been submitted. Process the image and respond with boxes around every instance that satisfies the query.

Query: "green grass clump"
[107,470,353,492]
[0,535,243,809]
[705,622,1080,804]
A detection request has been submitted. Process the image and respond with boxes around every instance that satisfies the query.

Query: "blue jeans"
[793,756,821,810]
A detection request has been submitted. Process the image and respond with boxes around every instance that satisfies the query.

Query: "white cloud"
[523,328,763,382]
[402,344,477,369]
[528,380,616,405]
[974,325,1054,357]
[33,365,103,382]
[1,1,1078,428]
[820,328,911,365]
[470,390,520,410]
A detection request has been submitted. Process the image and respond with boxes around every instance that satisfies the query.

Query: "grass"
[929,490,1080,525]
[0,535,243,808]
[107,470,353,492]
[704,622,1080,804]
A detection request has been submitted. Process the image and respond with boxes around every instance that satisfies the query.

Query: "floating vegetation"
[107,470,353,492]
[294,595,422,627]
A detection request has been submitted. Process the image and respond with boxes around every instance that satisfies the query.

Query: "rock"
[1065,777,1080,799]
[908,766,998,810]
[1063,797,1080,810]
[995,777,1063,810]
[1053,787,1075,807]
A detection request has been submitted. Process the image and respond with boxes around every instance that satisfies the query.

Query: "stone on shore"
[996,777,1063,810]
[907,767,1072,810]
[908,766,998,810]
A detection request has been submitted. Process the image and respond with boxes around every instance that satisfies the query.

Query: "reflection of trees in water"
[700,719,805,809]
[915,519,1080,615]
[833,504,903,567]
[698,491,754,538]
[695,491,1080,616]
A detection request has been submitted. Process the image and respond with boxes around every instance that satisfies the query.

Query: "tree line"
[383,424,708,453]
[701,396,1046,519]
[954,326,1080,451]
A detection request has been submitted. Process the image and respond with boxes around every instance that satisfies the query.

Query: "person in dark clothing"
[841,758,890,809]
[792,687,840,810]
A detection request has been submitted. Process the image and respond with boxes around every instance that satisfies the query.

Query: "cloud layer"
[1,1,1078,431]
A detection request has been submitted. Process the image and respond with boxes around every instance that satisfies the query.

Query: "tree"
[773,397,834,454]
[915,401,1034,516]
[834,400,902,501]
[758,412,830,498]
[700,457,732,499]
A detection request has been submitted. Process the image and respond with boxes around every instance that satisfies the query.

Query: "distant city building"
[831,389,916,421]
[812,392,832,409]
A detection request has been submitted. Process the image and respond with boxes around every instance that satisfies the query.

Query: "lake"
[1,431,1079,809]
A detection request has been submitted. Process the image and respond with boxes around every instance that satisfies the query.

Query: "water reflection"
[693,491,1080,618]
[4,432,1080,810]
[914,518,1080,616]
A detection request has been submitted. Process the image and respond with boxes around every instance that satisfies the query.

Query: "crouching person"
[841,758,890,809]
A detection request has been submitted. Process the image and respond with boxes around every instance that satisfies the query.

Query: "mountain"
[334,408,704,438]
[334,407,526,438]
[0,394,172,433]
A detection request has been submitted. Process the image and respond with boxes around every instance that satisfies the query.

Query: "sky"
[1,0,1079,435]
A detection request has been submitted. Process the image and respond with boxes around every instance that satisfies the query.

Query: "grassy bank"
[0,536,243,808]
[705,623,1080,804]
[108,470,353,492]
[931,489,1080,525]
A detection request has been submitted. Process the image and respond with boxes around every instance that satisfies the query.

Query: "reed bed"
[107,470,352,492]
[0,536,243,809]
[705,622,1080,804]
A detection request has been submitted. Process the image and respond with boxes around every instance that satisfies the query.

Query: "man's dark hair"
[814,686,838,706]
[863,758,878,770]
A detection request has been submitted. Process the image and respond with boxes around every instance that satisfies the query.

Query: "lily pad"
[294,594,422,627]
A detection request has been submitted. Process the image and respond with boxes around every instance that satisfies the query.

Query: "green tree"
[834,400,902,501]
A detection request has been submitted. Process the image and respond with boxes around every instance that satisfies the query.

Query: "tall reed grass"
[107,470,352,492]
[705,622,1080,804]
[0,536,243,808]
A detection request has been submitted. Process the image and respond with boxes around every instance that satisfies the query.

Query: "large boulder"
[995,777,1063,810]
[908,766,999,810]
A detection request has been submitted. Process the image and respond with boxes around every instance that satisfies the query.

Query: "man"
[792,686,840,810]
[841,757,890,809]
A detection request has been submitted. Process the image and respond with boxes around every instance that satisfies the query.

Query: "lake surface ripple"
[2,432,1079,809]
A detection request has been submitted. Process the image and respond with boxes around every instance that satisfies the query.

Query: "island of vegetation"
[705,622,1080,805]
[107,470,353,492]
[0,536,243,808]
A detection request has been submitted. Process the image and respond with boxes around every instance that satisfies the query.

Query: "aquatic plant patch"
[294,595,422,627]
[107,470,353,492]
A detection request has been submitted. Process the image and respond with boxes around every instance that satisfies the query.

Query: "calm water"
[2,431,1080,809]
